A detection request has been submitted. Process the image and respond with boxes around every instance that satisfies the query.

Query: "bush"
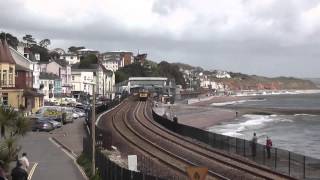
[77,153,102,180]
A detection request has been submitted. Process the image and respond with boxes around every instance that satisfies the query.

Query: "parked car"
[48,119,62,128]
[62,108,77,123]
[38,117,62,129]
[31,118,54,132]
[73,108,86,118]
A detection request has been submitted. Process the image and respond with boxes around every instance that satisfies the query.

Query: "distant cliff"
[217,75,318,90]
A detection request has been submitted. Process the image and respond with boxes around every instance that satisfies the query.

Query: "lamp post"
[91,83,96,175]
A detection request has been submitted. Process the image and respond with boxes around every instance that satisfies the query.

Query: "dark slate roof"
[0,40,16,64]
[39,72,60,80]
[16,64,31,71]
[71,63,98,71]
[71,62,113,75]
[54,59,68,67]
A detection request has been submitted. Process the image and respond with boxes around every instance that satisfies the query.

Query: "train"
[138,89,149,101]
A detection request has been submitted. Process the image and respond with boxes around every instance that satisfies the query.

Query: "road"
[18,130,86,180]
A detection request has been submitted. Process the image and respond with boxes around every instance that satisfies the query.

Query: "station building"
[116,77,176,102]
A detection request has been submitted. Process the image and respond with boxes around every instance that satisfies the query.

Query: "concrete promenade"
[17,118,87,180]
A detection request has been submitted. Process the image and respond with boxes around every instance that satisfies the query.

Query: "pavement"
[16,117,88,180]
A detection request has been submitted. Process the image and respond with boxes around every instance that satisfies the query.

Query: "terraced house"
[71,63,115,99]
[0,40,43,113]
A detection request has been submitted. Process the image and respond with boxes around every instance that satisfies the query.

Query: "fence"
[83,96,165,180]
[152,110,320,179]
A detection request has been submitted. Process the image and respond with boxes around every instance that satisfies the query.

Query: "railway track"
[108,99,229,179]
[133,100,295,180]
[99,98,295,179]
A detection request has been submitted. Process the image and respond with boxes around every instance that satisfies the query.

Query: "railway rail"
[98,98,295,179]
[138,100,295,179]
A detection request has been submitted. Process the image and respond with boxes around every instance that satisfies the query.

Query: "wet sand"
[155,96,249,130]
[171,105,236,130]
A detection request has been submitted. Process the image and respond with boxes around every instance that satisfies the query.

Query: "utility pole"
[91,84,96,176]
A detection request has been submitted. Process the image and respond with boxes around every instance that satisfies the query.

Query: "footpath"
[17,118,88,180]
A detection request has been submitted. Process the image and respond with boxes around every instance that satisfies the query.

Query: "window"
[2,93,8,106]
[24,53,29,59]
[9,68,13,86]
[84,76,86,81]
[35,53,40,61]
[2,70,7,86]
[84,84,86,89]
[72,76,75,81]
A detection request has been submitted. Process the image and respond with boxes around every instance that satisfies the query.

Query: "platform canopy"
[128,77,168,93]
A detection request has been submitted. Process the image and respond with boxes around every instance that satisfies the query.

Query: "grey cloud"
[152,0,185,15]
[1,0,320,77]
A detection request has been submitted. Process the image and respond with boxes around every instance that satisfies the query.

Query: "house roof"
[71,62,113,75]
[0,40,16,64]
[77,48,97,52]
[54,59,68,67]
[16,64,31,71]
[9,46,33,64]
[71,63,98,72]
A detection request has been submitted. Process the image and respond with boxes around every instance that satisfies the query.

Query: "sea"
[208,93,320,159]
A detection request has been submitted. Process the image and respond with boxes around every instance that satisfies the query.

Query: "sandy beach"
[154,96,252,130]
[154,95,320,131]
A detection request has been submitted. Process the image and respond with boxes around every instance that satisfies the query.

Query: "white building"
[71,71,95,95]
[10,46,41,89]
[40,59,72,94]
[102,59,119,72]
[100,52,122,71]
[71,63,115,98]
[216,71,231,79]
[60,54,80,65]
[100,51,133,71]
[39,72,59,100]
[76,48,99,56]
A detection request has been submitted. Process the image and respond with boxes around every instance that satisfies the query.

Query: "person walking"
[19,152,29,171]
[266,136,273,159]
[252,132,258,157]
[0,160,7,180]
[11,160,28,180]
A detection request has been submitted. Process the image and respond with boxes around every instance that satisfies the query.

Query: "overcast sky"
[1,0,320,77]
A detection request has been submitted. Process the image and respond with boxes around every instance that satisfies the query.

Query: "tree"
[0,32,19,49]
[39,38,51,48]
[79,54,98,68]
[30,44,49,62]
[158,61,186,87]
[22,34,36,47]
[68,46,85,53]
[0,105,29,169]
[49,51,60,60]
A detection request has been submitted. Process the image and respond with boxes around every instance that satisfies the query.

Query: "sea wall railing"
[152,110,320,179]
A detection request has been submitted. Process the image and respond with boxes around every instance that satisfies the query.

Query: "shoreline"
[161,94,320,131]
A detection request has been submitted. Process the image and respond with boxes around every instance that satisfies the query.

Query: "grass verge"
[77,153,102,180]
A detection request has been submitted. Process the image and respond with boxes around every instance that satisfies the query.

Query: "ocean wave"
[210,99,266,106]
[294,114,318,117]
[208,114,292,138]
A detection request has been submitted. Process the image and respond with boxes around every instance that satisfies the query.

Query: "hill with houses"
[0,31,317,115]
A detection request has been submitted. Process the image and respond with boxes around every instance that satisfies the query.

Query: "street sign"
[186,167,208,180]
